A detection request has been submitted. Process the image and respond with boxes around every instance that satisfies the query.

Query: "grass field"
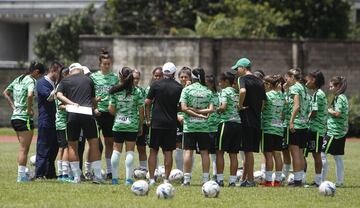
[0,133,360,207]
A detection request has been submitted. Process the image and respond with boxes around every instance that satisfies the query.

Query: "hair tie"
[192,72,200,80]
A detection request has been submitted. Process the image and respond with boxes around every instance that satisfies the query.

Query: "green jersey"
[309,89,327,136]
[90,71,119,112]
[219,87,241,124]
[288,82,309,129]
[207,91,220,132]
[55,98,67,130]
[180,82,213,133]
[110,87,144,132]
[327,94,349,139]
[283,91,291,127]
[5,75,36,121]
[262,90,285,137]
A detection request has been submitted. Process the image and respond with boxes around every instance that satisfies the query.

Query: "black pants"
[35,127,58,179]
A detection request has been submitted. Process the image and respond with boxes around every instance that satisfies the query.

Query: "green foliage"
[348,95,360,136]
[33,5,96,65]
[348,23,360,40]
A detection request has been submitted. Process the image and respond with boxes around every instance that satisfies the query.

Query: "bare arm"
[56,92,78,106]
[27,90,34,117]
[145,98,152,126]
[188,104,215,114]
[217,102,227,113]
[181,102,207,119]
[239,88,246,109]
[289,94,300,132]
[3,89,15,110]
[138,107,144,136]
[108,104,116,116]
[328,108,341,117]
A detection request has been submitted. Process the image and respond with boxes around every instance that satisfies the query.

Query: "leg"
[333,155,344,185]
[125,141,136,182]
[183,150,193,184]
[111,142,123,183]
[321,152,329,181]
[163,150,173,180]
[175,142,184,171]
[244,151,254,182]
[148,148,158,180]
[104,136,114,174]
[312,152,322,185]
[200,150,210,183]
[282,149,291,177]
[35,128,50,178]
[289,144,303,183]
[17,130,33,180]
[264,152,273,182]
[137,145,147,169]
[229,153,238,184]
[87,137,102,180]
[273,151,283,183]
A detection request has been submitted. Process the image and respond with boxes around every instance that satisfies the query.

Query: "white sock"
[275,171,282,182]
[69,161,81,181]
[156,155,159,168]
[202,172,209,183]
[106,158,112,174]
[85,161,91,174]
[265,171,273,182]
[261,163,266,173]
[57,160,63,176]
[125,151,134,180]
[140,160,147,169]
[229,175,237,184]
[217,173,224,182]
[92,160,102,179]
[18,165,26,178]
[315,174,322,185]
[294,171,302,182]
[163,179,169,184]
[62,161,70,176]
[321,153,328,181]
[283,164,291,177]
[302,171,306,184]
[184,173,191,183]
[175,149,184,171]
[333,155,344,185]
[210,154,217,175]
[111,150,121,179]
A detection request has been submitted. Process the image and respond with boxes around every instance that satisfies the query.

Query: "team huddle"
[3,50,349,189]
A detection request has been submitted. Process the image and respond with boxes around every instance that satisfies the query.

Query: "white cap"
[69,63,83,72]
[162,62,176,75]
[82,66,90,75]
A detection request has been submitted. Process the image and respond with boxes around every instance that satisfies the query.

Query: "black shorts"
[113,131,138,143]
[304,130,324,156]
[11,119,34,131]
[322,135,346,155]
[95,112,114,138]
[57,130,68,148]
[149,128,177,151]
[209,132,217,154]
[182,132,211,151]
[67,114,98,141]
[176,125,183,144]
[282,127,289,150]
[241,126,260,153]
[261,133,283,152]
[136,124,149,146]
[288,128,307,149]
[216,122,241,153]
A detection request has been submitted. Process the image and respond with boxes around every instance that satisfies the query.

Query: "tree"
[34,5,96,65]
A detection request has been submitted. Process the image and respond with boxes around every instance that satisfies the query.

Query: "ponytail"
[109,67,134,96]
[287,67,305,84]
[99,48,111,64]
[192,67,206,86]
[331,76,347,95]
[19,61,45,82]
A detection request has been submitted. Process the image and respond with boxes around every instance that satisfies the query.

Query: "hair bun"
[101,48,109,55]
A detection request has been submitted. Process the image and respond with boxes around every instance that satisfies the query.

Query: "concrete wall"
[0,21,28,61]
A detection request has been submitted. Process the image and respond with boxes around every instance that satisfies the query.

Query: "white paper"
[65,105,93,115]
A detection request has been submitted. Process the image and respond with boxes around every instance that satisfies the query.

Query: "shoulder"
[337,94,348,104]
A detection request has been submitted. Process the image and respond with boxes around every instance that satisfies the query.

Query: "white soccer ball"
[134,167,148,179]
[254,171,265,184]
[29,155,36,166]
[202,181,220,198]
[169,169,183,183]
[146,169,161,182]
[272,173,286,182]
[25,167,34,179]
[156,183,175,199]
[319,181,336,197]
[236,168,243,182]
[131,180,149,196]
[287,173,294,184]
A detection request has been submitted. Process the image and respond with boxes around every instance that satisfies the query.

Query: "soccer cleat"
[125,178,134,185]
[148,180,156,186]
[17,176,30,183]
[106,173,112,180]
[260,181,273,187]
[92,177,105,184]
[111,178,119,185]
[273,181,282,187]
[216,180,224,187]
[288,180,302,187]
[240,180,256,187]
[182,182,190,186]
[228,182,236,187]
[84,172,93,180]
[307,181,320,187]
[67,177,81,184]
[212,175,217,181]
[335,183,343,188]
[57,175,63,181]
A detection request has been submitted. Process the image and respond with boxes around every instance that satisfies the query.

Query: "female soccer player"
[215,72,241,187]
[285,68,309,186]
[90,49,119,179]
[180,68,214,185]
[55,67,70,181]
[109,67,144,185]
[282,80,292,178]
[261,75,285,187]
[205,74,220,180]
[3,61,45,182]
[322,76,348,187]
[175,67,192,171]
[305,70,327,187]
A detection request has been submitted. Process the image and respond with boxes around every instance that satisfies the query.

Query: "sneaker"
[307,181,319,187]
[112,178,119,185]
[216,180,224,187]
[228,182,236,187]
[273,181,282,187]
[92,177,105,184]
[84,172,93,180]
[17,176,30,183]
[335,183,344,188]
[57,175,63,181]
[212,175,217,181]
[106,173,112,180]
[260,181,273,187]
[149,179,156,186]
[288,180,302,187]
[125,178,134,185]
[67,177,81,184]
[240,180,256,187]
[182,182,190,186]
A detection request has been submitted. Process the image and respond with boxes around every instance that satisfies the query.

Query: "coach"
[232,58,266,187]
[35,62,61,179]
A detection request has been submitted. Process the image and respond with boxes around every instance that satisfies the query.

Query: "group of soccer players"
[4,49,349,188]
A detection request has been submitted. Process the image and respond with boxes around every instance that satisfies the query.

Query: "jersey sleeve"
[335,95,348,114]
[220,88,229,104]
[5,79,16,93]
[26,78,35,93]
[239,77,246,89]
[290,84,300,95]
[57,81,65,94]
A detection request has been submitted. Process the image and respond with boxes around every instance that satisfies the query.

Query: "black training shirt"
[57,73,95,108]
[238,74,266,129]
[147,78,183,129]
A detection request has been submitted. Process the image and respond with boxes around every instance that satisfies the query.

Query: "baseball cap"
[69,63,83,72]
[162,62,177,75]
[82,66,90,75]
[231,58,251,70]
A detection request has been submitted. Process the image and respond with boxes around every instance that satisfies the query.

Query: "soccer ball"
[319,181,336,197]
[169,169,183,183]
[146,169,161,182]
[25,167,34,179]
[272,172,286,182]
[157,166,165,179]
[133,167,147,179]
[236,168,243,182]
[131,180,149,196]
[287,173,294,184]
[29,155,36,166]
[253,171,265,184]
[156,183,175,199]
[202,181,220,198]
